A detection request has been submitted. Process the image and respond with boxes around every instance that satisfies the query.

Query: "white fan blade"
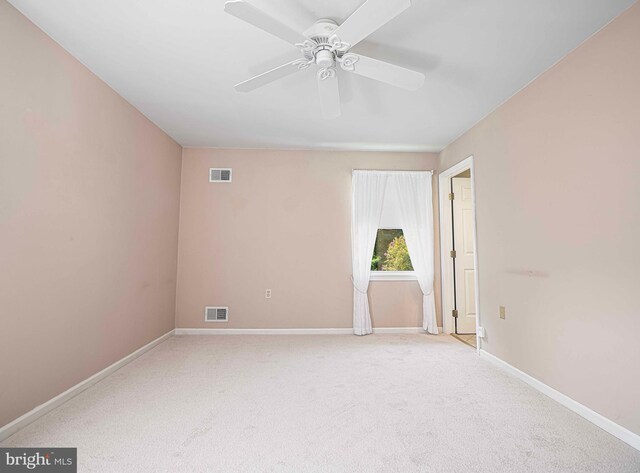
[343,54,424,91]
[224,1,306,45]
[317,71,341,119]
[235,60,304,92]
[333,0,411,48]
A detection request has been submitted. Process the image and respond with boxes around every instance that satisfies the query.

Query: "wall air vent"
[209,168,232,182]
[205,306,228,322]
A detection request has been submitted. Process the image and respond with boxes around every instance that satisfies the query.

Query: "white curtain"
[391,172,438,334]
[351,171,389,335]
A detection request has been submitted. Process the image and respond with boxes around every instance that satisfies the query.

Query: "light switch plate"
[500,306,506,319]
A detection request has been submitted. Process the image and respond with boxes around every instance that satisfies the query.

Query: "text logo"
[0,448,76,472]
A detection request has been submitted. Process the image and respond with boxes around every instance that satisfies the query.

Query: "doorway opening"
[438,156,480,351]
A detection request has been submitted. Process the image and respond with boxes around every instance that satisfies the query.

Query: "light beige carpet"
[2,334,639,472]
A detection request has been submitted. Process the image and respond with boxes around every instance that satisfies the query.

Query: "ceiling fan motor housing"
[304,18,339,39]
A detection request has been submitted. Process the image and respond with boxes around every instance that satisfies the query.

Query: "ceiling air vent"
[205,306,228,322]
[209,168,232,183]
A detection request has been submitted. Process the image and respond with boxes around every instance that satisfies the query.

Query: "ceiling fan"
[224,0,425,119]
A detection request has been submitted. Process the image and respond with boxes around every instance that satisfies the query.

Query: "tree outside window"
[371,229,414,271]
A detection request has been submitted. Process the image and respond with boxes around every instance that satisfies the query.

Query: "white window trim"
[370,271,417,281]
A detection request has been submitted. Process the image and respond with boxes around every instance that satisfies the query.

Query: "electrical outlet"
[265,289,272,299]
[499,306,506,319]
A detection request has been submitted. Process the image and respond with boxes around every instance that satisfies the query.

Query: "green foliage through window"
[371,229,413,271]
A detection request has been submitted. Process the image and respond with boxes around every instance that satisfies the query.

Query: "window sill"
[370,271,417,281]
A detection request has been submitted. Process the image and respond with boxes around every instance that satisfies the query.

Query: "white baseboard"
[374,327,441,334]
[175,327,442,335]
[479,349,640,451]
[0,329,174,442]
[175,328,352,335]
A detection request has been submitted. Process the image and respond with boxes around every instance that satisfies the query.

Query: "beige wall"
[440,2,640,435]
[0,1,183,427]
[176,149,440,330]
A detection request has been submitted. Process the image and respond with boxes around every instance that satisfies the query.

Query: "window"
[370,189,416,280]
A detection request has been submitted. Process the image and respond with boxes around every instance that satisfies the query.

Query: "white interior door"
[452,177,477,334]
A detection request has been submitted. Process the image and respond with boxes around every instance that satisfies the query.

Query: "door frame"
[438,155,481,353]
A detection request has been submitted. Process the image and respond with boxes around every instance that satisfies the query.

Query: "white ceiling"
[8,0,635,151]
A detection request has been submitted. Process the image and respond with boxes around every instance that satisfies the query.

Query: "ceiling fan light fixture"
[315,49,335,68]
